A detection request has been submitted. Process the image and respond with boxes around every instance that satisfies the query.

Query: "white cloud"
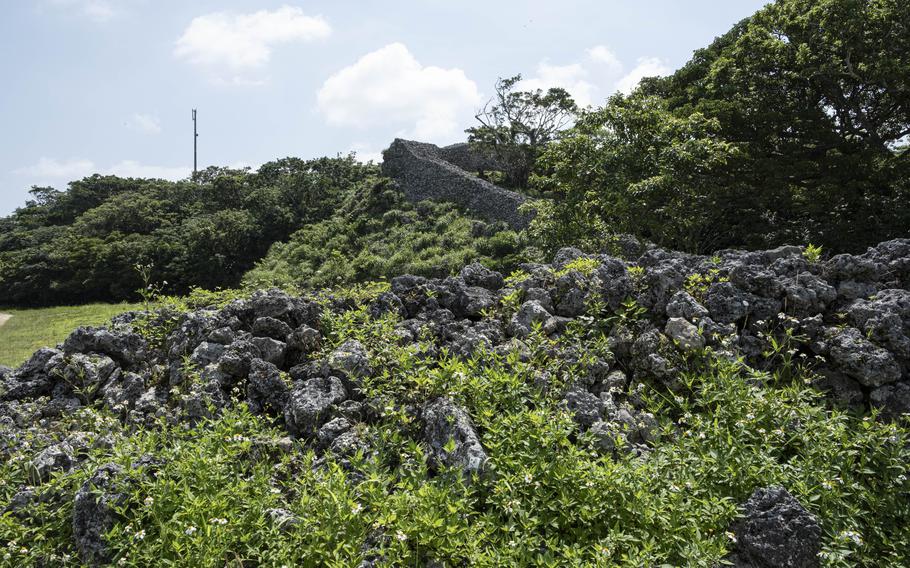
[174,5,331,75]
[14,157,96,179]
[126,113,162,135]
[317,43,481,142]
[586,45,623,74]
[519,62,597,108]
[14,158,189,182]
[349,143,383,164]
[616,57,671,94]
[48,0,115,23]
[519,48,670,107]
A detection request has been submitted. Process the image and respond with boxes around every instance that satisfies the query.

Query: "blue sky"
[0,0,769,215]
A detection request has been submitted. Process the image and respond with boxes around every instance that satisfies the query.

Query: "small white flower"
[352,503,364,515]
[841,530,862,545]
[725,531,737,543]
[144,496,154,507]
[395,530,407,542]
[523,473,533,484]
[134,530,146,541]
[185,526,197,536]
[210,518,228,526]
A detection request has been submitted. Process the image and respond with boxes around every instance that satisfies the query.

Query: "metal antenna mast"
[192,108,198,176]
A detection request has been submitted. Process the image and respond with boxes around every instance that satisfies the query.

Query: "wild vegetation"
[1,0,909,566]
[242,178,526,291]
[0,157,375,306]
[527,0,910,254]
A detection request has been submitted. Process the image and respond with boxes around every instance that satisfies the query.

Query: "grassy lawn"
[0,303,144,369]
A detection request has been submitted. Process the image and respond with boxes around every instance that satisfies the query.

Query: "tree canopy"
[0,156,376,305]
[534,0,910,254]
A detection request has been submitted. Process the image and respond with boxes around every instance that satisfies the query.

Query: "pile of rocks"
[2,238,908,565]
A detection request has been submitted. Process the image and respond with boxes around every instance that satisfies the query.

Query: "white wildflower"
[185,526,197,536]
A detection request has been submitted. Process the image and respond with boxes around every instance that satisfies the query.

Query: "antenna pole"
[192,109,198,176]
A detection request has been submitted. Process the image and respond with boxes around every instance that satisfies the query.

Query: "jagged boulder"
[72,463,132,565]
[726,486,821,568]
[63,326,147,369]
[246,358,289,415]
[422,398,487,476]
[284,376,347,439]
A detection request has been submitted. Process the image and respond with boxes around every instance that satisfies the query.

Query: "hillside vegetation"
[1,240,909,566]
[0,157,376,306]
[1,1,909,566]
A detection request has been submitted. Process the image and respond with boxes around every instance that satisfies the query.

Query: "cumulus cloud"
[14,157,96,179]
[126,113,162,135]
[616,57,671,94]
[519,62,596,108]
[14,158,189,182]
[518,47,670,107]
[174,5,331,74]
[586,45,623,74]
[317,43,481,142]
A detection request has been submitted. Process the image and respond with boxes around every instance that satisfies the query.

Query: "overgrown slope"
[1,239,908,566]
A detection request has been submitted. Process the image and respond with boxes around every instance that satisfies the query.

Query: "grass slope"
[0,303,143,368]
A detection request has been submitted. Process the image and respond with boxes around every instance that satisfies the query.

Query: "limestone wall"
[381,138,532,230]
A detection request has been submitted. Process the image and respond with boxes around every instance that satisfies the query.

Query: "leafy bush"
[0,156,377,306]
[242,179,527,291]
[532,0,910,255]
[2,297,907,566]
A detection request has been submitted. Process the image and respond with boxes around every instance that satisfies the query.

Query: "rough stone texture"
[422,397,488,477]
[460,262,505,291]
[563,387,605,429]
[0,347,60,401]
[727,486,821,568]
[508,300,559,338]
[327,340,372,381]
[63,326,147,368]
[381,138,532,230]
[438,142,504,173]
[823,327,901,387]
[246,358,289,415]
[73,463,130,565]
[30,441,75,483]
[284,376,347,439]
[664,317,705,352]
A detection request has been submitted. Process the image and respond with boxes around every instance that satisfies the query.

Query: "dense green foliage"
[243,178,528,290]
[2,291,907,566]
[467,75,577,189]
[533,0,910,254]
[0,157,376,306]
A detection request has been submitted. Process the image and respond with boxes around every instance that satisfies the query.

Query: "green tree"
[467,75,577,189]
[535,0,910,254]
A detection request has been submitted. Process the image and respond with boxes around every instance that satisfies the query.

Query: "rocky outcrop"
[422,397,488,477]
[381,138,532,230]
[726,486,821,568]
